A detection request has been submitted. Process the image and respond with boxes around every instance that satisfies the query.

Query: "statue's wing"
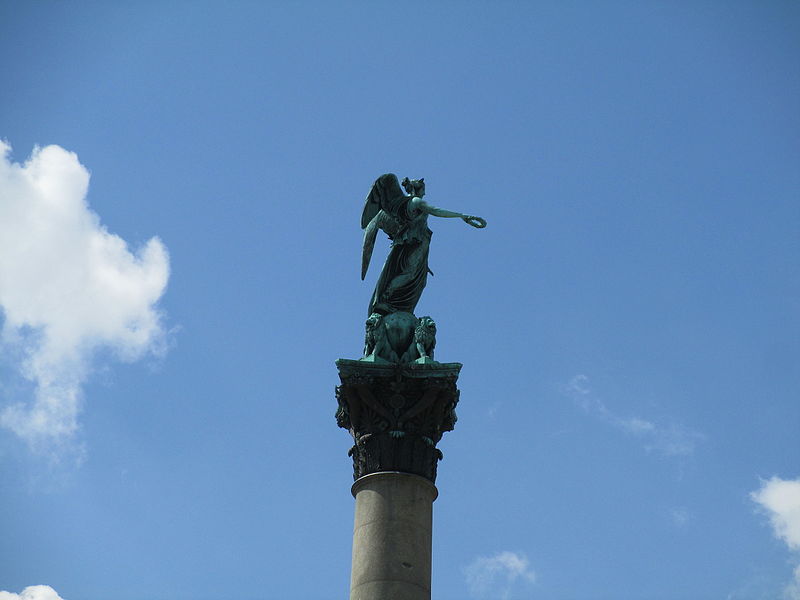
[361,211,382,280]
[360,174,406,279]
[361,173,404,229]
[361,210,404,280]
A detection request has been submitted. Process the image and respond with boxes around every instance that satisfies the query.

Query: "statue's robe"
[368,197,432,316]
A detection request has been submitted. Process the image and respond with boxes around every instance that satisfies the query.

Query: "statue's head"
[401,177,425,198]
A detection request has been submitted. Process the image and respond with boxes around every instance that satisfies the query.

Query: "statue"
[361,173,486,317]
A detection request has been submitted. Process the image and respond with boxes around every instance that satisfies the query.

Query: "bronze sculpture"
[361,174,486,317]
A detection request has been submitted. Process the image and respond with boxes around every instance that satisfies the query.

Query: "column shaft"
[350,472,438,600]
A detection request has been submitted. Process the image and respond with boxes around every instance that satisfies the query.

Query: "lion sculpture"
[364,312,390,360]
[414,316,436,361]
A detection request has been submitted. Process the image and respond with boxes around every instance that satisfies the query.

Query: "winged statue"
[360,173,486,317]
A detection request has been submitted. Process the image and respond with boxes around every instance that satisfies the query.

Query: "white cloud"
[564,374,703,457]
[0,586,66,600]
[751,476,800,599]
[752,477,800,550]
[0,141,169,452]
[463,551,536,600]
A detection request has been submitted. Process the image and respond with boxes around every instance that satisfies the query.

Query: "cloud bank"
[565,374,704,457]
[463,551,536,600]
[751,476,800,599]
[0,586,65,600]
[0,141,169,452]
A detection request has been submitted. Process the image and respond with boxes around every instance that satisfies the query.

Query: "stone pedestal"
[336,359,461,600]
[350,472,438,600]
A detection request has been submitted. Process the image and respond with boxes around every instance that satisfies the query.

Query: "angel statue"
[361,173,486,317]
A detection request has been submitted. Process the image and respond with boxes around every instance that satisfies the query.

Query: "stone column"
[349,472,438,600]
[336,359,461,600]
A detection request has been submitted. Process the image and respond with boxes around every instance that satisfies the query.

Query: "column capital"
[335,359,461,483]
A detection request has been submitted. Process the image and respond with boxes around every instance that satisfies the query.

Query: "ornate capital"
[335,359,461,483]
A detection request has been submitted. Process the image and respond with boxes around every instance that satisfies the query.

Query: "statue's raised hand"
[462,215,487,229]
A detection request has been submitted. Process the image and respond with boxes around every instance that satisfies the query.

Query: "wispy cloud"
[0,585,66,600]
[0,142,170,457]
[751,476,800,599]
[564,374,704,457]
[463,551,536,600]
[669,506,691,528]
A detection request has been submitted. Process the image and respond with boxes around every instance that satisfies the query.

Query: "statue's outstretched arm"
[409,196,464,218]
[410,197,486,228]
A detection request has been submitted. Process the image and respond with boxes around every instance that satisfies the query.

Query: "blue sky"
[1,2,798,599]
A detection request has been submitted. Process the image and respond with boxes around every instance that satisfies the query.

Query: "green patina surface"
[360,173,485,317]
